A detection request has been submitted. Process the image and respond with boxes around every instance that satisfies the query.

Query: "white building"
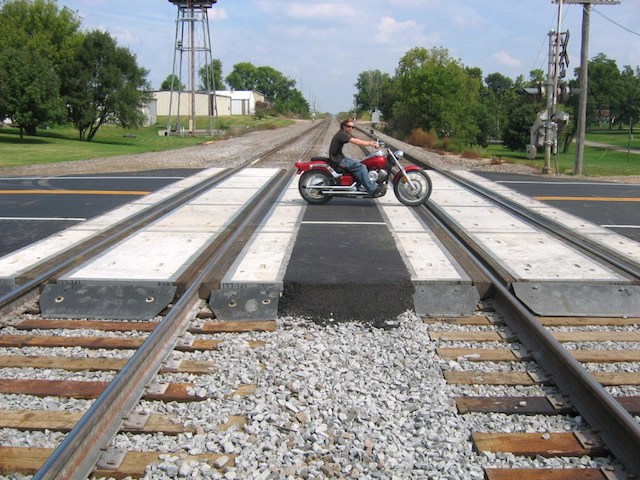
[216,90,265,116]
[152,90,265,118]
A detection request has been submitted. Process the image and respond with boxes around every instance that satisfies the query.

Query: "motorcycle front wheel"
[394,170,432,206]
[298,170,333,204]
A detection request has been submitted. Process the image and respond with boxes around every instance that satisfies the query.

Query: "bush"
[405,128,437,149]
[461,149,481,159]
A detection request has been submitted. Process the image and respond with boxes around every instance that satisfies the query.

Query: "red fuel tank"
[362,155,386,170]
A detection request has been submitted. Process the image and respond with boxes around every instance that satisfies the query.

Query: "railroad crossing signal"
[551,0,621,175]
[556,31,570,78]
[519,83,577,103]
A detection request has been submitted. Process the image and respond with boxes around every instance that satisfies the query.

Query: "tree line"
[354,47,640,154]
[160,61,310,119]
[0,0,309,142]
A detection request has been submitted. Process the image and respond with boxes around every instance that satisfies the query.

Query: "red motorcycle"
[294,137,432,206]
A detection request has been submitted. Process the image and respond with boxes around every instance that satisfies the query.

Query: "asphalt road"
[0,169,638,259]
[0,169,200,257]
[475,172,640,242]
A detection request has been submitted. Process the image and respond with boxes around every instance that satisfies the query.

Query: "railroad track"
[0,119,332,479]
[0,120,639,479]
[354,127,640,478]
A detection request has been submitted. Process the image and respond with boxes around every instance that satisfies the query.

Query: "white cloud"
[375,16,419,45]
[492,51,522,68]
[210,8,228,21]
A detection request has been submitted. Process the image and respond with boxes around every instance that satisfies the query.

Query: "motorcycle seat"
[311,156,348,174]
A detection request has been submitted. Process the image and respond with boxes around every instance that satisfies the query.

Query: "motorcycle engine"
[369,169,388,184]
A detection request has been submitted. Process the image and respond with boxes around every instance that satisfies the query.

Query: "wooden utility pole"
[553,0,620,175]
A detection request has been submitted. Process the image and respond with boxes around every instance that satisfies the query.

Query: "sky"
[55,0,640,114]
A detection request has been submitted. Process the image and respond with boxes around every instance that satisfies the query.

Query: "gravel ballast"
[0,120,630,479]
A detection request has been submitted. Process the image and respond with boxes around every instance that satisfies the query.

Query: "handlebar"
[369,129,385,148]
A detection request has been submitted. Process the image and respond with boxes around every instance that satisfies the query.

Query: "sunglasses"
[345,124,354,128]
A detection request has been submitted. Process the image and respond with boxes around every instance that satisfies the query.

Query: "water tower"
[167,0,218,134]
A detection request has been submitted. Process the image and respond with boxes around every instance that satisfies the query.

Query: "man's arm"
[349,137,378,148]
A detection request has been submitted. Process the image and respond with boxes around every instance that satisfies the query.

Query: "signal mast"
[553,0,620,175]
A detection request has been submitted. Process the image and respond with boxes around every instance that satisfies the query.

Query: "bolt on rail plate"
[412,282,480,317]
[39,282,177,320]
[209,285,280,321]
[513,281,640,317]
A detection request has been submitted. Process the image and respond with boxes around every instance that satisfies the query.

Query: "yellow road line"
[534,196,640,202]
[0,190,149,196]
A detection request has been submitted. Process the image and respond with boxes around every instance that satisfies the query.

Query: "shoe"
[371,185,385,198]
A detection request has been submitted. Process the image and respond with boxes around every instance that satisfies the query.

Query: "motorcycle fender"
[295,160,331,174]
[392,165,422,183]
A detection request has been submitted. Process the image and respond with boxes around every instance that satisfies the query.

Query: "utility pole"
[553,0,620,176]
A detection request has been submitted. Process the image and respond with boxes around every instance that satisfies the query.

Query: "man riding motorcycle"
[329,119,383,197]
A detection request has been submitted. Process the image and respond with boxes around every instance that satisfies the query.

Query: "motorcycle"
[294,133,432,206]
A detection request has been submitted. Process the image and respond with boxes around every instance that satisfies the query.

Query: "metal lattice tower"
[167,0,218,134]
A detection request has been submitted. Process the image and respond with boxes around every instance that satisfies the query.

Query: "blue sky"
[56,0,640,114]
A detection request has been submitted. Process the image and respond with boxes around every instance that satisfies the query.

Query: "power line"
[592,5,640,37]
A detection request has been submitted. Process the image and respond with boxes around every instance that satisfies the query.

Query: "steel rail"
[417,187,640,478]
[0,119,329,319]
[364,127,640,279]
[32,167,297,480]
[435,169,640,279]
[30,118,329,479]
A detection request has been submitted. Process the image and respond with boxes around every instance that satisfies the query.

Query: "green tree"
[226,62,308,116]
[275,87,309,116]
[391,46,481,146]
[0,0,81,135]
[586,53,623,127]
[0,0,80,66]
[501,73,546,151]
[225,62,257,91]
[502,101,541,151]
[483,72,515,140]
[61,30,152,141]
[354,70,392,114]
[0,47,66,138]
[199,59,224,90]
[617,65,640,132]
[160,74,185,91]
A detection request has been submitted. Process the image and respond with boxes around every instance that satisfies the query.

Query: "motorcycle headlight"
[394,149,404,159]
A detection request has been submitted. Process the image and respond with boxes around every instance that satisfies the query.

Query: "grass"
[586,127,640,150]
[485,127,640,177]
[0,116,294,169]
[2,120,639,178]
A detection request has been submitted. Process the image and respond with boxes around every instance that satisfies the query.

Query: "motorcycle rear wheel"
[394,170,432,206]
[298,170,333,204]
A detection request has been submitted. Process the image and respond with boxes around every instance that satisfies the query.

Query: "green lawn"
[0,116,293,169]
[587,127,640,150]
[2,120,639,178]
[486,127,640,177]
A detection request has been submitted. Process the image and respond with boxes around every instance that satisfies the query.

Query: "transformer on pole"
[166,0,218,135]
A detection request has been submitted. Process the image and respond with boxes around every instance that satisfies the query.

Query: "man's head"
[341,119,354,131]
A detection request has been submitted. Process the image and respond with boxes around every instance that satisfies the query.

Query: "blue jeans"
[338,157,378,193]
